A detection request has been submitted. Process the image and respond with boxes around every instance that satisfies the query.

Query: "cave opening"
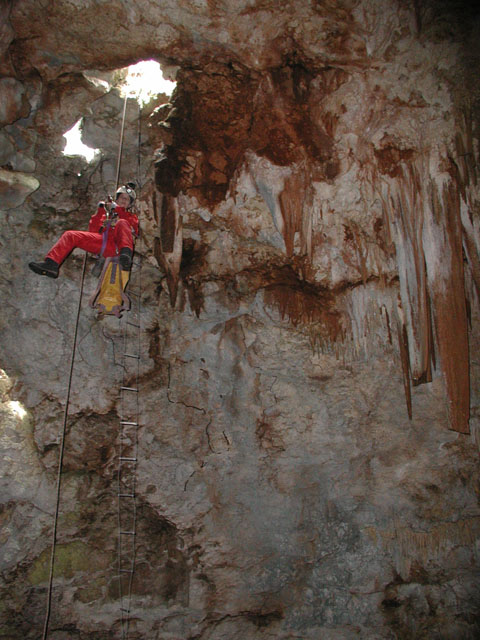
[62,59,176,162]
[63,119,98,161]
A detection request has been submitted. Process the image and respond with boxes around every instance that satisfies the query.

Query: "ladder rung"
[119,457,137,462]
[120,531,136,536]
[120,420,138,426]
[127,322,140,328]
[118,493,135,498]
[119,569,134,573]
[124,353,140,359]
[121,386,138,392]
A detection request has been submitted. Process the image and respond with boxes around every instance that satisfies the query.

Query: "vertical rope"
[115,93,129,190]
[42,253,88,640]
[136,103,142,191]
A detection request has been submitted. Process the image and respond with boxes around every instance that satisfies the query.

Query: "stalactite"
[342,222,370,285]
[423,175,470,433]
[264,282,340,339]
[321,282,398,363]
[461,205,480,299]
[154,192,183,307]
[397,319,413,420]
[381,305,393,345]
[378,145,475,432]
[455,111,480,299]
[278,171,306,257]
[382,162,434,386]
[300,180,314,261]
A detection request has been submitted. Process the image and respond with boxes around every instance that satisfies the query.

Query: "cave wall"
[0,1,479,639]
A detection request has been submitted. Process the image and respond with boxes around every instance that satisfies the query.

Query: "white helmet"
[116,182,136,206]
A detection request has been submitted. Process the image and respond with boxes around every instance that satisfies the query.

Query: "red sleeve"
[88,207,106,233]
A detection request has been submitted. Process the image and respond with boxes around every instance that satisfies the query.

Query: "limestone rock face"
[0,1,479,639]
[0,76,30,125]
[0,167,39,208]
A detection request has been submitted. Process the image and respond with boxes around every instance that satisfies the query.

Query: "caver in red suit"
[46,204,139,264]
[28,184,139,279]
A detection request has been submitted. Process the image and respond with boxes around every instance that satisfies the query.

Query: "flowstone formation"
[0,1,479,639]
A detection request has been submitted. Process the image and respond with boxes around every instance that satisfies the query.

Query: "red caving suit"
[46,206,139,265]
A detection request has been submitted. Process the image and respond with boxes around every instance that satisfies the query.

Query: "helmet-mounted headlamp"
[115,181,137,206]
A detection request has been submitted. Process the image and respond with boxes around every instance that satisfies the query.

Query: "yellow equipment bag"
[89,256,130,317]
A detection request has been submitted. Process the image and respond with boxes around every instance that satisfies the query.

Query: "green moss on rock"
[28,541,107,584]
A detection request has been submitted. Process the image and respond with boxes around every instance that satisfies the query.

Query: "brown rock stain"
[154,61,344,208]
[375,144,415,179]
[263,265,341,340]
[428,179,470,433]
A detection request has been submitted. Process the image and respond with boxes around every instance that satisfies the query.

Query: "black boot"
[119,247,133,271]
[28,258,59,278]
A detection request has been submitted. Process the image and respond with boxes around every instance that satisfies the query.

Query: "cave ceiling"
[4,0,480,78]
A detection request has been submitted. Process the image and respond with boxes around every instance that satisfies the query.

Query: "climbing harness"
[90,190,137,317]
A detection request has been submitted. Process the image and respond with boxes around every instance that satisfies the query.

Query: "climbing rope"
[136,103,142,192]
[115,93,129,191]
[42,254,88,640]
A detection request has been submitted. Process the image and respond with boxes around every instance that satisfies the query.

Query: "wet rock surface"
[0,1,479,638]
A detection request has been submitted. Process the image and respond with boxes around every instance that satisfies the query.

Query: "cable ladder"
[116,253,142,639]
[42,93,144,640]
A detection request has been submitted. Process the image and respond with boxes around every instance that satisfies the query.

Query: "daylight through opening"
[63,60,176,161]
